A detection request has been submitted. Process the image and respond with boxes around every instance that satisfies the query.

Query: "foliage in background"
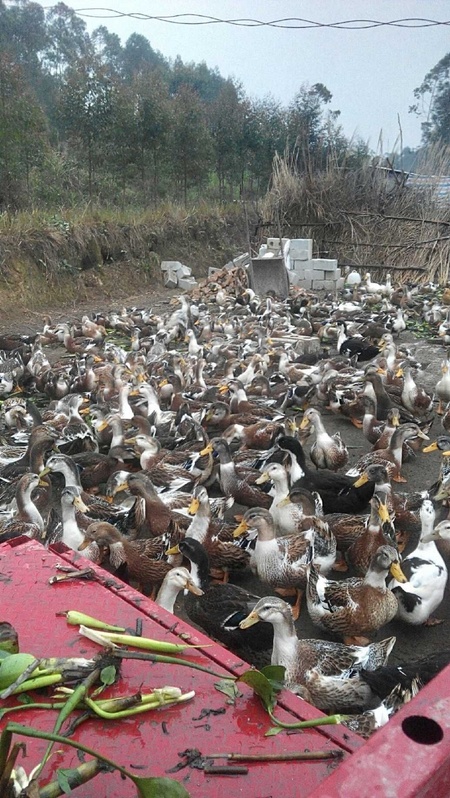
[260,149,450,283]
[0,0,371,211]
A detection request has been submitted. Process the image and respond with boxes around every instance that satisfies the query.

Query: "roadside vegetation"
[1,0,450,313]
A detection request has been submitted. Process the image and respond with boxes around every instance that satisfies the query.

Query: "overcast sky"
[73,0,450,152]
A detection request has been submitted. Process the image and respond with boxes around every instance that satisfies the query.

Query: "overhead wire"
[48,9,450,29]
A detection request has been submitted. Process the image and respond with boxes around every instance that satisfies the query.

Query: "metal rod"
[208,750,344,762]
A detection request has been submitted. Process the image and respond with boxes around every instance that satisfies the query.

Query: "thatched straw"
[260,147,450,285]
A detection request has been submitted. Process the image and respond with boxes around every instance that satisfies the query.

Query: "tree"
[169,85,213,204]
[133,71,171,197]
[243,96,287,194]
[91,25,124,77]
[43,2,91,78]
[286,82,338,171]
[412,53,450,145]
[122,33,166,81]
[209,80,246,199]
[170,57,226,103]
[59,55,113,197]
[0,52,48,208]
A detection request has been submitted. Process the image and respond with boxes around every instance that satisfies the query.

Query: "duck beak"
[199,443,213,456]
[166,544,181,556]
[185,580,204,597]
[389,561,407,582]
[74,496,89,513]
[421,532,439,543]
[353,472,369,487]
[78,540,90,551]
[299,416,310,430]
[188,497,200,515]
[112,482,129,495]
[233,519,248,538]
[416,429,429,440]
[97,419,109,432]
[395,367,404,378]
[378,504,391,524]
[239,611,260,629]
[39,467,51,478]
[255,472,270,485]
[218,384,229,395]
[422,441,438,453]
[277,496,291,508]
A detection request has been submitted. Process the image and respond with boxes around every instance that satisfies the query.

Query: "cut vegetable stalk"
[79,625,209,653]
[62,611,126,632]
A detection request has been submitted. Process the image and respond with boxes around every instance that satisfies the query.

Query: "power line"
[61,9,450,29]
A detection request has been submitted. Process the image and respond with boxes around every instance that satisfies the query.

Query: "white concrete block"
[178,276,197,290]
[290,239,313,260]
[163,269,178,288]
[288,270,302,286]
[161,260,182,272]
[176,263,192,278]
[336,277,345,289]
[311,258,338,271]
[323,267,341,280]
[208,267,221,278]
[292,259,313,274]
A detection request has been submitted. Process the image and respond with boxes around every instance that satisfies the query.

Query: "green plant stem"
[84,690,194,720]
[32,668,101,781]
[5,723,138,782]
[11,674,63,695]
[38,759,108,798]
[268,709,349,730]
[0,702,66,719]
[113,649,234,680]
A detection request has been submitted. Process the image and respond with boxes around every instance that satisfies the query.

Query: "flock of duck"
[2,267,450,739]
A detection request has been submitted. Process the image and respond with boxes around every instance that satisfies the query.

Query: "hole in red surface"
[402,715,444,745]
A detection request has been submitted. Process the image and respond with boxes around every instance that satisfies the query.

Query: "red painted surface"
[0,538,362,797]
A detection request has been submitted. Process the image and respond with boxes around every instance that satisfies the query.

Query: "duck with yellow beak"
[306,544,407,646]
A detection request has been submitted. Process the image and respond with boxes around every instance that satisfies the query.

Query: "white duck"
[389,500,448,626]
[155,567,203,613]
[255,462,305,534]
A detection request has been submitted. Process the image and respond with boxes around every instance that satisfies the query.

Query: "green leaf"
[260,665,285,693]
[17,693,33,705]
[130,775,191,797]
[238,669,277,713]
[100,665,116,687]
[214,679,240,704]
[57,768,77,794]
[264,726,284,737]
